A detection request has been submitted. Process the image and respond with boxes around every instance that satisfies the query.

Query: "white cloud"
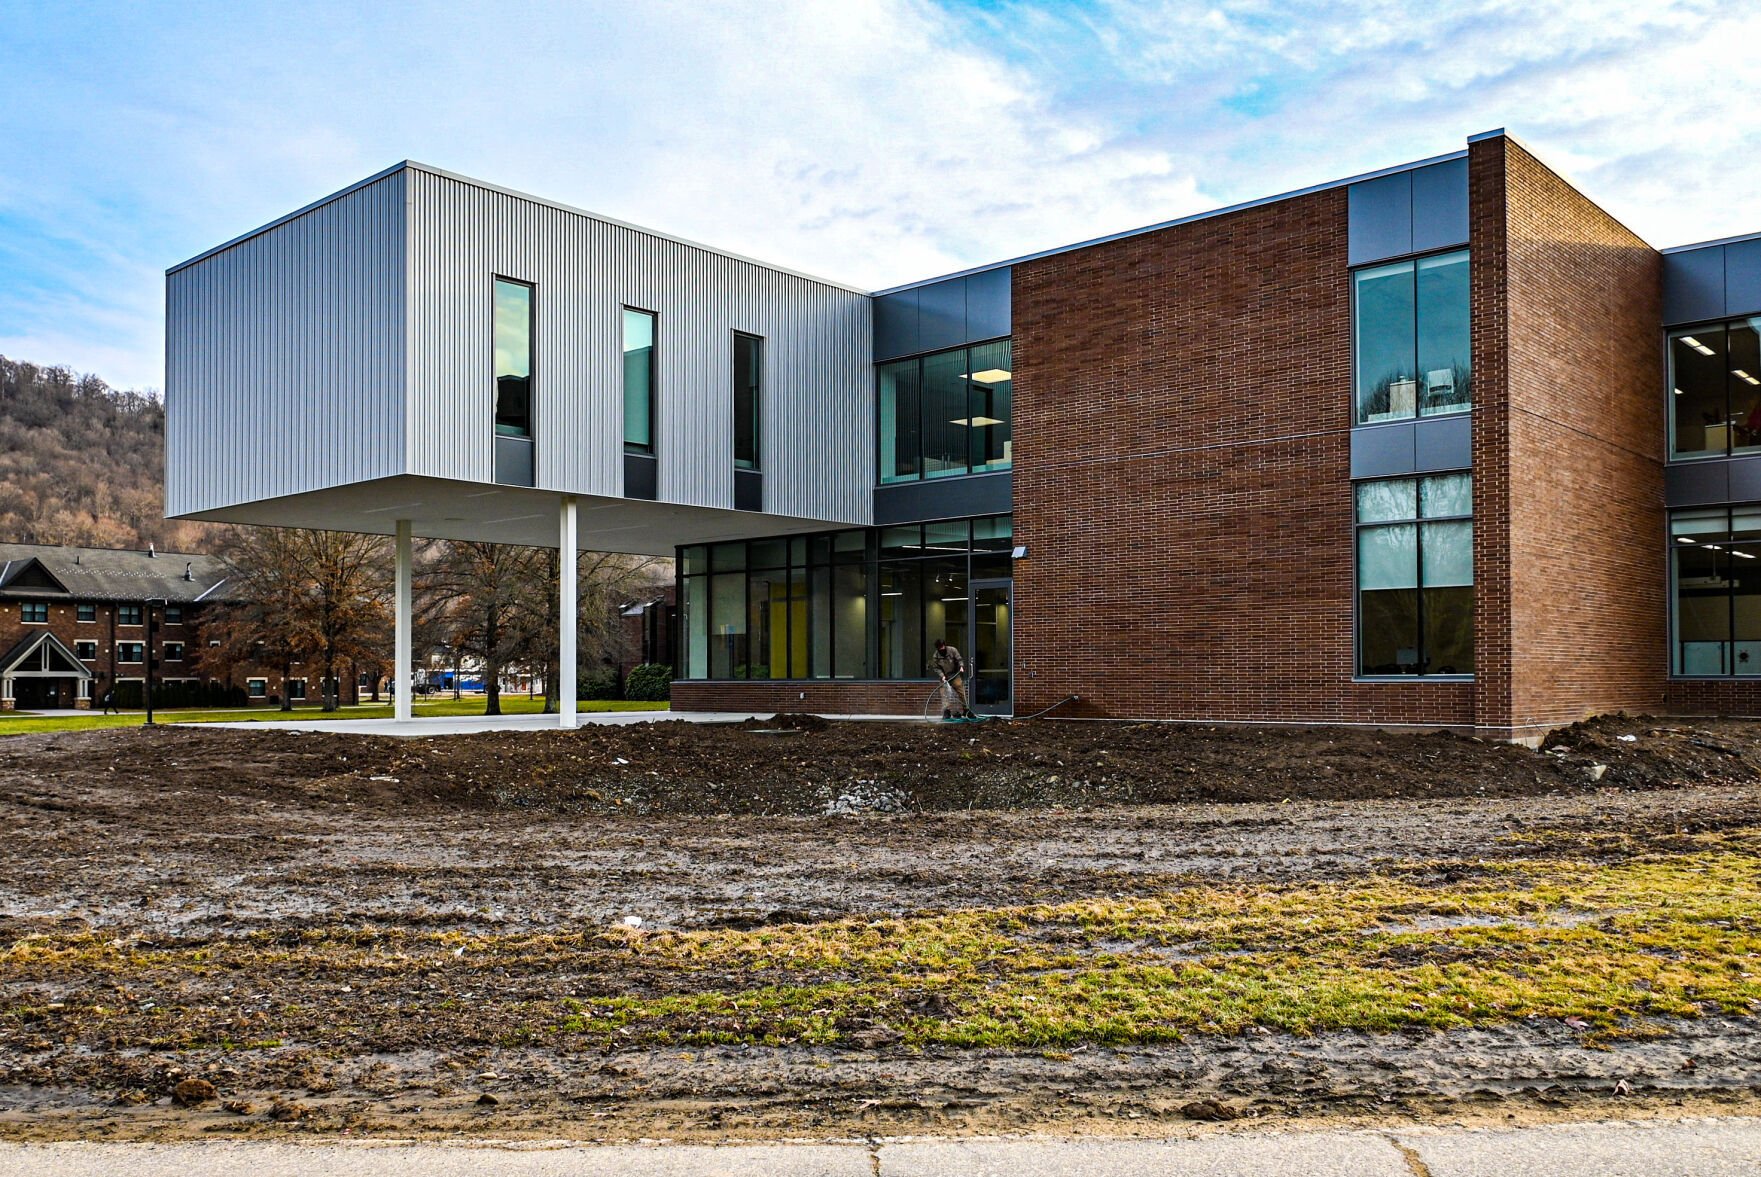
[2,0,1760,390]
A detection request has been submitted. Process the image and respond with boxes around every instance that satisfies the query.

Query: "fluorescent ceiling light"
[881,591,903,597]
[1677,536,1696,543]
[1736,369,1760,385]
[1736,550,1758,559]
[967,368,1011,384]
[950,416,1004,427]
[1706,544,1724,550]
[1681,336,1715,356]
[1673,387,1685,396]
[940,596,969,602]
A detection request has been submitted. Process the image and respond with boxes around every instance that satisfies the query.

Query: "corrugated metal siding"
[165,172,407,517]
[406,169,874,523]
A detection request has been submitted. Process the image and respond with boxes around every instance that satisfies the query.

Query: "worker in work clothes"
[931,638,974,720]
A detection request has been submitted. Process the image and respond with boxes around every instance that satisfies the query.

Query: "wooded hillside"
[0,355,213,550]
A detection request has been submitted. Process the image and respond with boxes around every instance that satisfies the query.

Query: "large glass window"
[676,516,1012,680]
[1670,506,1761,675]
[878,340,1012,483]
[493,278,533,438]
[734,332,761,470]
[623,308,656,454]
[1356,473,1473,676]
[1354,250,1470,424]
[878,359,921,483]
[709,572,746,679]
[1670,318,1761,460]
[966,339,1013,473]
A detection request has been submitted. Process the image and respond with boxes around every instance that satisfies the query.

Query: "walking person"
[930,637,974,720]
[100,688,115,715]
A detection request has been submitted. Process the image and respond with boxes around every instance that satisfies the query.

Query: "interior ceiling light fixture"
[1682,336,1716,356]
[951,416,1004,427]
[1736,550,1758,559]
[1677,536,1696,543]
[967,368,1011,384]
[1735,369,1760,385]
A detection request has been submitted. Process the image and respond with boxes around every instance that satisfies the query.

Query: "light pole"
[144,597,166,726]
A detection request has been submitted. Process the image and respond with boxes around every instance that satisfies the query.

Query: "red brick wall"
[1468,138,1515,738]
[1473,135,1667,739]
[671,680,937,716]
[1007,186,1474,727]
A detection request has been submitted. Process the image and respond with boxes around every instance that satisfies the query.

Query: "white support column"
[395,519,413,723]
[559,495,578,730]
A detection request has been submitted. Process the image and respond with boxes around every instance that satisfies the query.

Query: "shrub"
[582,669,622,701]
[625,663,672,701]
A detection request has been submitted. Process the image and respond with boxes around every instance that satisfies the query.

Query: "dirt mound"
[7,713,1761,823]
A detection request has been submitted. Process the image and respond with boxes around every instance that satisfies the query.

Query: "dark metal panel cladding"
[1727,457,1761,504]
[873,289,921,360]
[1411,158,1470,253]
[1663,245,1727,325]
[1726,238,1761,318]
[1414,413,1473,473]
[915,276,968,354]
[965,266,1012,339]
[872,471,1011,525]
[1347,171,1413,266]
[734,470,763,512]
[1349,421,1417,479]
[1665,459,1732,506]
[493,436,534,487]
[624,453,658,501]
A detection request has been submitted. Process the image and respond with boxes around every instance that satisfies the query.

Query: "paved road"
[5,1117,1760,1175]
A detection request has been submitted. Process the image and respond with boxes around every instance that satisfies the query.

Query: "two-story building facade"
[163,131,1761,740]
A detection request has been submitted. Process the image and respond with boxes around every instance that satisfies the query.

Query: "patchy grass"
[0,696,667,735]
[7,828,1760,1058]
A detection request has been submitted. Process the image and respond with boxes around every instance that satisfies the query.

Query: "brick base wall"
[671,680,942,716]
[1665,681,1761,717]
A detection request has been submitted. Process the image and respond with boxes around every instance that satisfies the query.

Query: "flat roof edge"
[400,162,872,295]
[1663,228,1761,255]
[868,146,1470,296]
[168,160,872,296]
[166,161,411,275]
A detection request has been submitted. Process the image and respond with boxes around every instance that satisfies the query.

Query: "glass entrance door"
[970,579,1012,715]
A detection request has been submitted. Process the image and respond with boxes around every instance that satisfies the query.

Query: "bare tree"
[420,542,550,716]
[526,549,668,712]
[212,527,392,712]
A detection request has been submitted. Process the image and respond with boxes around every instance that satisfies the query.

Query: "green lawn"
[0,694,667,735]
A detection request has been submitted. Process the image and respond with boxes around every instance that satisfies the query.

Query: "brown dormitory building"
[0,544,295,708]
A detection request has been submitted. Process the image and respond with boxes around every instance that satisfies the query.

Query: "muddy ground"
[2,714,1761,1141]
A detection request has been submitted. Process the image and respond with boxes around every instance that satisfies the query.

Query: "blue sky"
[4,0,1759,391]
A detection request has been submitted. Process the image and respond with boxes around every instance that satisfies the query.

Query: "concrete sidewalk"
[204,711,762,736]
[6,1117,1760,1175]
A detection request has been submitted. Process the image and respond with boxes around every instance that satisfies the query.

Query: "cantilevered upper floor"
[165,162,876,554]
